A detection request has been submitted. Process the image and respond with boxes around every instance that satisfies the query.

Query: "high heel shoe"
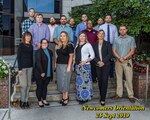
[62,97,69,106]
[100,101,105,106]
[42,100,50,106]
[60,98,64,104]
[38,101,44,107]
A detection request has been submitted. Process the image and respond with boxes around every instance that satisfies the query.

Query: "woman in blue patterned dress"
[74,32,95,104]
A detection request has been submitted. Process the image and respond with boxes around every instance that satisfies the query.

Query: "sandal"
[60,98,64,104]
[62,97,69,106]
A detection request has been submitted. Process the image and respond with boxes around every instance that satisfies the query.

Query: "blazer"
[35,48,53,80]
[93,40,112,65]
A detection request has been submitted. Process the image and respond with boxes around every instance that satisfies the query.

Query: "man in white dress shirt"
[99,15,118,80]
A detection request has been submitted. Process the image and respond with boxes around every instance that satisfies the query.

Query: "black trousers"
[90,60,97,81]
[36,77,50,101]
[109,62,114,78]
[96,64,110,101]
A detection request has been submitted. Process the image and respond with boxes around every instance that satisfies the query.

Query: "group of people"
[17,8,136,109]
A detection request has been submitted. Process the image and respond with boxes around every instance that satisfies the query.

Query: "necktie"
[107,24,110,42]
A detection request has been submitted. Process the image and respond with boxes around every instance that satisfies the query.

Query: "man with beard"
[53,15,73,44]
[48,16,58,83]
[69,18,77,46]
[22,8,36,34]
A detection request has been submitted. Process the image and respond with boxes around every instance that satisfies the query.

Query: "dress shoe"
[111,95,122,100]
[100,101,105,106]
[25,102,30,108]
[20,101,25,109]
[128,97,135,103]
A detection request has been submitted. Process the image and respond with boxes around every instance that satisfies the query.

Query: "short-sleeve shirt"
[56,44,74,64]
[113,35,136,58]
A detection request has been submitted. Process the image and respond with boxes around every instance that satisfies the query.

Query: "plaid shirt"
[21,18,36,34]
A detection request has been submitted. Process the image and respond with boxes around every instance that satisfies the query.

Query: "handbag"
[10,57,18,84]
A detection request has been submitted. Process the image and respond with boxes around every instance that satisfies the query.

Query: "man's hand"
[119,58,127,64]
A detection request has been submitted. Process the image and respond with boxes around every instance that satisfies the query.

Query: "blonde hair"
[76,32,89,48]
[56,31,72,49]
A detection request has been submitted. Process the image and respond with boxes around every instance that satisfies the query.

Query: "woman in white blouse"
[74,32,95,104]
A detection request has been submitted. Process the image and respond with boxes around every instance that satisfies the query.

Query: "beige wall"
[62,0,92,18]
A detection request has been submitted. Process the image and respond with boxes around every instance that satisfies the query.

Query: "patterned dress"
[75,64,93,101]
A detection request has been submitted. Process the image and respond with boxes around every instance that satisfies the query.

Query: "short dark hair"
[28,8,35,12]
[97,29,105,35]
[60,15,67,19]
[105,15,112,18]
[40,38,49,44]
[50,16,55,19]
[119,25,128,29]
[36,13,43,17]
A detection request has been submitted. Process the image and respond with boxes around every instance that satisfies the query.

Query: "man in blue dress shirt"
[75,14,88,38]
[69,18,77,46]
[93,17,104,31]
[28,13,50,82]
[53,15,73,44]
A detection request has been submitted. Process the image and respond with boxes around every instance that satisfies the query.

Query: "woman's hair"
[56,31,72,49]
[97,29,105,35]
[76,32,88,47]
[40,38,49,48]
[40,38,49,44]
[22,31,32,44]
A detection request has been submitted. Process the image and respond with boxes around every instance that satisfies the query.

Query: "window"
[26,0,54,13]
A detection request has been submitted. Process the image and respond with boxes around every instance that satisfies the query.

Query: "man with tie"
[99,15,118,80]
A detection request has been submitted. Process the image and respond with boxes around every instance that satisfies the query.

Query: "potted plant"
[0,57,10,108]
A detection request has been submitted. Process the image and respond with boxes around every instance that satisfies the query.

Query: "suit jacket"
[93,40,112,65]
[35,48,53,80]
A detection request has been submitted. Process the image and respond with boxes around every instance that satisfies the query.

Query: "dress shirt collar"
[36,22,43,26]
[119,34,128,39]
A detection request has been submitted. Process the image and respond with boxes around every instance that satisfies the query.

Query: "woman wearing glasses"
[35,38,53,107]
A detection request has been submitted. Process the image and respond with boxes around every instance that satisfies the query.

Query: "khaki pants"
[115,60,134,98]
[19,67,33,102]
